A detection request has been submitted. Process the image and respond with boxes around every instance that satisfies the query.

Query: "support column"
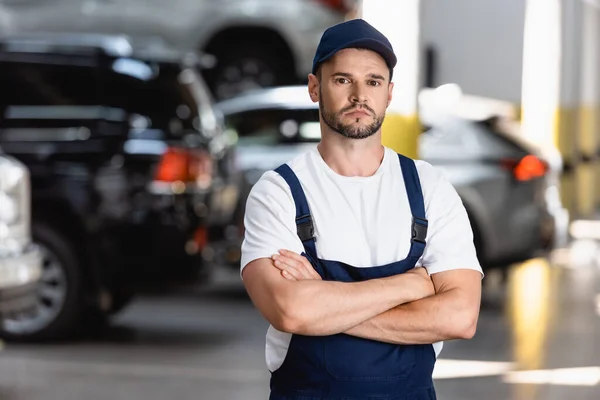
[521,0,562,148]
[515,8,562,392]
[578,0,600,217]
[361,0,421,159]
[521,0,590,218]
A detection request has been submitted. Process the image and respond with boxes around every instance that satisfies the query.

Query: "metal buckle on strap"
[411,217,428,244]
[296,214,315,242]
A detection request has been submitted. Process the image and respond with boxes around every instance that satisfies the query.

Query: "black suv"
[0,33,238,341]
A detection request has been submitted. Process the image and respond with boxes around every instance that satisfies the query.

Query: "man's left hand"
[271,250,322,281]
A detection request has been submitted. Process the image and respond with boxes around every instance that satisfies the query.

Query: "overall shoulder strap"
[398,154,428,263]
[274,164,318,259]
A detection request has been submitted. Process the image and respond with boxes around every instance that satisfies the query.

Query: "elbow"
[456,320,477,340]
[450,311,478,340]
[271,313,302,334]
[272,311,311,335]
[270,297,311,335]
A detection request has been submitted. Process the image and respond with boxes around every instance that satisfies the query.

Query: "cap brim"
[312,37,397,74]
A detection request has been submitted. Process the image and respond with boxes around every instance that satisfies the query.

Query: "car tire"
[0,222,84,342]
[204,41,295,100]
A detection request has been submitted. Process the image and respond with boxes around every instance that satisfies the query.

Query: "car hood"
[235,143,318,174]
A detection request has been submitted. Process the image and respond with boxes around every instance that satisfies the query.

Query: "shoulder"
[387,151,458,211]
[414,159,448,188]
[415,159,460,209]
[384,149,444,182]
[246,150,313,212]
[284,147,316,179]
[248,170,292,210]
[415,160,454,196]
[386,149,449,192]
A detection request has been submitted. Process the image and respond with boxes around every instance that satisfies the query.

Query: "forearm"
[345,288,479,344]
[280,275,419,336]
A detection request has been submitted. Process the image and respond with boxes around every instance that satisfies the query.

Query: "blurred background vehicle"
[0,2,597,399]
[0,0,358,100]
[0,4,13,35]
[0,33,239,341]
[215,85,568,271]
[0,153,42,325]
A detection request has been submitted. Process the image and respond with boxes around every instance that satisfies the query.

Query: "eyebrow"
[331,72,387,81]
[368,73,386,81]
[331,72,353,78]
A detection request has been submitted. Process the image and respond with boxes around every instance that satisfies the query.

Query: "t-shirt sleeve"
[240,170,306,277]
[415,161,484,277]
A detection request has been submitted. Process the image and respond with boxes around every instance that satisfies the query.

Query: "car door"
[1,0,93,33]
[71,0,212,48]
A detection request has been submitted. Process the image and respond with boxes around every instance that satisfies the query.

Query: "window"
[101,60,202,139]
[224,108,320,146]
[0,58,99,106]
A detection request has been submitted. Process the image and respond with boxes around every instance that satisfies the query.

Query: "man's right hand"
[272,250,322,281]
[403,267,435,302]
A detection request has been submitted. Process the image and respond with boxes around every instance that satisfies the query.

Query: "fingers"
[278,249,307,262]
[280,250,322,279]
[272,255,303,280]
[271,250,321,281]
[281,270,297,281]
[272,254,310,280]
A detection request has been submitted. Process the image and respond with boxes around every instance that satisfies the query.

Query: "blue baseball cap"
[312,19,397,78]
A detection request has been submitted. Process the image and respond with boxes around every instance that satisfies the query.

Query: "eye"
[336,77,350,84]
[368,80,381,87]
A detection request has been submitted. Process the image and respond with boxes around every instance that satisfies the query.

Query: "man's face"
[309,48,393,140]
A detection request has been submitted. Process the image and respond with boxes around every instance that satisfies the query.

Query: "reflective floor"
[435,243,600,400]
[1,241,599,400]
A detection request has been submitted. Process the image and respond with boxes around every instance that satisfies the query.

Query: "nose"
[350,83,368,104]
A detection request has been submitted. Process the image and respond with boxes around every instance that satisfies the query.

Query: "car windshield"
[104,59,218,140]
[224,108,320,146]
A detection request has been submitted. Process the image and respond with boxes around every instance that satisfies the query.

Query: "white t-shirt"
[241,146,483,372]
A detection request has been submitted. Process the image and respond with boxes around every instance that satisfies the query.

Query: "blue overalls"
[270,153,437,400]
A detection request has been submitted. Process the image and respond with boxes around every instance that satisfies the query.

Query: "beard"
[319,93,385,140]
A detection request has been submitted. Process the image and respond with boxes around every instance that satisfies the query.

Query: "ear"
[387,82,394,108]
[308,74,320,103]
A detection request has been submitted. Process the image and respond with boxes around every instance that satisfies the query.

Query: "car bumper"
[206,182,240,226]
[483,202,553,267]
[0,245,42,317]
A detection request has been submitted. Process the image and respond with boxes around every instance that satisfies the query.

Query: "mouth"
[344,109,372,118]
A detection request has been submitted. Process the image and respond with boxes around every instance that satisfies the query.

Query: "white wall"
[421,0,526,103]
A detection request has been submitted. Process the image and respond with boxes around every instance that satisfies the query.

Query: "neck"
[317,128,385,177]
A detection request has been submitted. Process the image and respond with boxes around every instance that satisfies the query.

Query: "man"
[241,18,483,400]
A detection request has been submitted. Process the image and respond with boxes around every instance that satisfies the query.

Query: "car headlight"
[0,156,24,193]
[0,193,18,224]
[0,155,28,229]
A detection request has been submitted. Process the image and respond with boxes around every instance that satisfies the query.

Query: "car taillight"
[154,147,213,189]
[501,155,549,181]
[315,0,354,13]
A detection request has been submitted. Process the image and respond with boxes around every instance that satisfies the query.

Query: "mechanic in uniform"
[240,18,483,400]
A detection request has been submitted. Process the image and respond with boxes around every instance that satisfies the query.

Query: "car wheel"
[205,41,295,100]
[0,223,84,341]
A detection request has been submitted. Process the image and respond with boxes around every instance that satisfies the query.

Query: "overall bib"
[270,154,437,400]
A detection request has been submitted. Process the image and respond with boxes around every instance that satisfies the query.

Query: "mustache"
[340,104,375,115]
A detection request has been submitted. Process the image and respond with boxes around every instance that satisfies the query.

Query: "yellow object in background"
[382,113,420,160]
[362,0,421,160]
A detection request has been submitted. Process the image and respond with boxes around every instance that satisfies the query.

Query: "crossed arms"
[242,250,482,345]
